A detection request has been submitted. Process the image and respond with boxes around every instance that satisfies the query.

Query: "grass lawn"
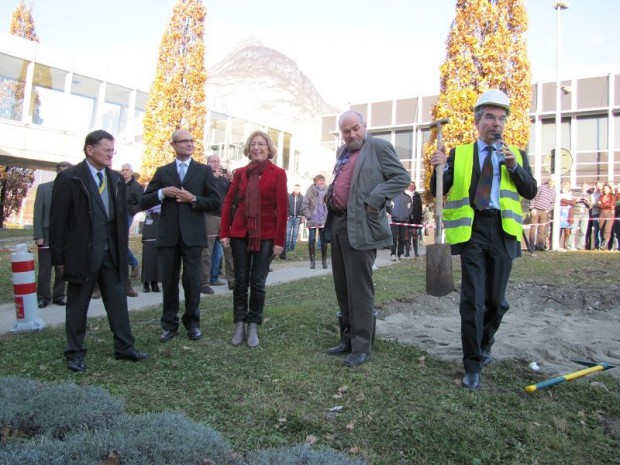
[0,234,619,464]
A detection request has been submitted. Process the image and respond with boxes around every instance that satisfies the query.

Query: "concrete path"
[0,247,423,336]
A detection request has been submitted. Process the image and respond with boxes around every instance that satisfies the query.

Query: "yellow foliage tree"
[141,0,207,183]
[423,0,531,203]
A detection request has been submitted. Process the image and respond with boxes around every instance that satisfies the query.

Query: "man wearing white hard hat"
[430,89,537,390]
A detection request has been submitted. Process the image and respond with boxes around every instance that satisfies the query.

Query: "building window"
[395,129,413,170]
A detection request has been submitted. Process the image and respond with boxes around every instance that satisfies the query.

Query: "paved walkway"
[1,247,423,336]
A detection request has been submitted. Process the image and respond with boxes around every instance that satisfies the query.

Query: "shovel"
[426,118,454,297]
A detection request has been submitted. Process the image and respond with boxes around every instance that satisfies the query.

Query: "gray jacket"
[323,135,410,250]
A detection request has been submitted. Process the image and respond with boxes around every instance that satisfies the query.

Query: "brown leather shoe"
[126,287,138,297]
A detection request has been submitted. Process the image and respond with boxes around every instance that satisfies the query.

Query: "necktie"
[97,172,105,194]
[179,162,187,181]
[474,146,494,210]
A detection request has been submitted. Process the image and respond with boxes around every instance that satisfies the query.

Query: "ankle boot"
[309,244,316,269]
[231,322,245,346]
[321,243,328,269]
[247,323,259,347]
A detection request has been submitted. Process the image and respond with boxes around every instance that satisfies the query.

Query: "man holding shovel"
[430,90,537,390]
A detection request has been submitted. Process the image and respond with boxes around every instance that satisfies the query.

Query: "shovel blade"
[426,243,454,297]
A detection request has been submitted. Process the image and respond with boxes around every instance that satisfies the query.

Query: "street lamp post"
[551,1,568,251]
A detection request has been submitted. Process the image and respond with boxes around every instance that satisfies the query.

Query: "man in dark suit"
[33,161,72,308]
[50,130,148,373]
[140,129,220,342]
[430,90,537,390]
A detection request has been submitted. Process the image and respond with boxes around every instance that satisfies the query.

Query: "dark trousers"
[158,241,203,331]
[230,237,272,324]
[64,250,135,360]
[390,223,408,256]
[37,245,65,302]
[459,215,513,373]
[330,215,376,353]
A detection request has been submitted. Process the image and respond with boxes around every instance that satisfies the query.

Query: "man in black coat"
[50,130,148,373]
[33,161,72,308]
[140,129,220,342]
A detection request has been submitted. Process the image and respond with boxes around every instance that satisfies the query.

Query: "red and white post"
[10,243,46,333]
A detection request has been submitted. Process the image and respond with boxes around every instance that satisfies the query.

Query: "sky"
[1,0,619,108]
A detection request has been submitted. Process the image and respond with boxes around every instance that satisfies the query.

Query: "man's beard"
[345,137,365,151]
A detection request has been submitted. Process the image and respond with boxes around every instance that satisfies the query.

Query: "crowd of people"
[35,88,616,389]
[527,179,620,252]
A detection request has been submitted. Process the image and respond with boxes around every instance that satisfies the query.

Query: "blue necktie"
[179,162,187,181]
[474,146,494,210]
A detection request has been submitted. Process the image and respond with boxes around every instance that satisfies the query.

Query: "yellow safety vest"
[443,144,524,244]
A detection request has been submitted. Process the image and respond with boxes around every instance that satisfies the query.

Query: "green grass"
[1,241,619,464]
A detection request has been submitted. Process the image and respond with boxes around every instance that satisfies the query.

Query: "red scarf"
[245,159,270,251]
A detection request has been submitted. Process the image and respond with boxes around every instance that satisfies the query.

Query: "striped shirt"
[530,183,556,211]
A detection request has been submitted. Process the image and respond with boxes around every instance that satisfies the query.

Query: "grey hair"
[338,110,365,127]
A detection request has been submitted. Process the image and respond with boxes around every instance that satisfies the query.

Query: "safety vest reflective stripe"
[443,144,525,244]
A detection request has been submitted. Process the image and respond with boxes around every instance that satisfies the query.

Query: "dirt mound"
[377,281,620,379]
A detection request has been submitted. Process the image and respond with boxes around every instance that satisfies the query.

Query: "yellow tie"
[97,172,105,194]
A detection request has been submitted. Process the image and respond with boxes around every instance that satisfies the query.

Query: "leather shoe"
[210,278,227,286]
[67,357,86,373]
[151,282,160,292]
[114,349,149,362]
[38,299,49,308]
[126,287,138,297]
[160,329,178,342]
[188,328,202,340]
[462,371,481,390]
[142,283,151,293]
[482,354,494,368]
[326,343,352,356]
[201,286,214,295]
[343,352,370,367]
[52,298,67,306]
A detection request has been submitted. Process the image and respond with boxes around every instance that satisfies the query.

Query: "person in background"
[597,183,616,250]
[220,130,287,348]
[528,177,555,251]
[388,187,413,261]
[323,110,410,367]
[200,154,231,294]
[586,181,603,249]
[141,204,161,293]
[301,174,329,269]
[430,89,537,390]
[50,130,148,373]
[281,184,304,260]
[140,129,220,343]
[605,181,619,250]
[558,181,575,250]
[33,161,72,308]
[407,181,424,258]
[572,182,592,251]
[121,163,143,297]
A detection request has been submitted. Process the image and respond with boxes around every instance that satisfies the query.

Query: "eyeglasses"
[483,114,507,123]
[173,139,195,144]
[250,142,267,147]
[93,145,116,155]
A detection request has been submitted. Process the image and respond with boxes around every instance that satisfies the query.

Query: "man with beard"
[322,110,410,367]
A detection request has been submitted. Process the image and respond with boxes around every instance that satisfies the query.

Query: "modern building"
[321,74,619,187]
[0,33,294,226]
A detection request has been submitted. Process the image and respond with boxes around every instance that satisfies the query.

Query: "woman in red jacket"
[220,131,288,347]
[597,183,616,250]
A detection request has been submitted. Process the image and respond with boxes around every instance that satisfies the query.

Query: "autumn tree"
[141,0,207,182]
[423,0,531,202]
[0,0,38,226]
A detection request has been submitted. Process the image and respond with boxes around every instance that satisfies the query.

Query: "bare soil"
[377,280,620,379]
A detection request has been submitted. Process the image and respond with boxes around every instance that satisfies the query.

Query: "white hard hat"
[474,89,510,114]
